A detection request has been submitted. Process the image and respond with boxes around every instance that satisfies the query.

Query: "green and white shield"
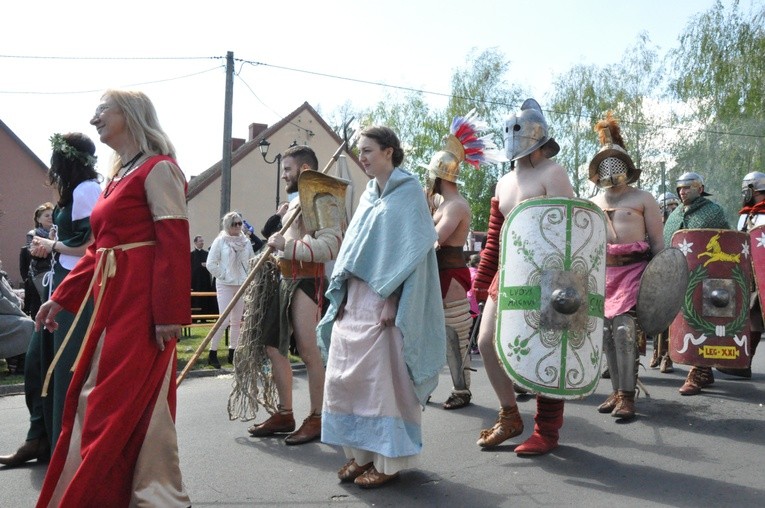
[496,197,606,399]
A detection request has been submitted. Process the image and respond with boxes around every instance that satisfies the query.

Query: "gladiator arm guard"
[282,226,343,263]
[473,198,504,303]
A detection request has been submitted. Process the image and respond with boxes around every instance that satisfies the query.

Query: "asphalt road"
[1,350,763,507]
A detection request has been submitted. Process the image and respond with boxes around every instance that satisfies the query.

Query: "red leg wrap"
[473,198,504,303]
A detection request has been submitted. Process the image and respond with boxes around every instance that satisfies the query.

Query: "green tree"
[359,90,442,175]
[546,64,611,198]
[606,33,666,196]
[667,0,765,222]
[546,33,665,200]
[444,48,523,230]
[356,48,522,231]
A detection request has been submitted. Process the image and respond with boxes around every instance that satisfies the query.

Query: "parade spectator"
[206,212,256,367]
[190,235,217,317]
[0,259,33,370]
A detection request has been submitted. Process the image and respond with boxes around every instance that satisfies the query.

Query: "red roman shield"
[669,229,752,368]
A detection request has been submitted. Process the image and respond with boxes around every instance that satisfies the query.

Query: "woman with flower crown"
[34,90,192,507]
[0,132,100,468]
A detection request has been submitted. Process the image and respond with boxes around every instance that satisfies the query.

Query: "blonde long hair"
[103,89,176,177]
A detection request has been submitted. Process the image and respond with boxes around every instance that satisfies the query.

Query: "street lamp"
[259,139,282,209]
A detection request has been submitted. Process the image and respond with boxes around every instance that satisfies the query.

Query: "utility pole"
[220,51,234,219]
[660,161,666,195]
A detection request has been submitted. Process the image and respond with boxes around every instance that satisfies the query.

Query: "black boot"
[228,348,235,364]
[208,350,221,369]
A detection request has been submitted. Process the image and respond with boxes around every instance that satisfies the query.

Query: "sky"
[0,0,749,181]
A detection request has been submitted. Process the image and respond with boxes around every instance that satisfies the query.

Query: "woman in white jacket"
[205,212,255,368]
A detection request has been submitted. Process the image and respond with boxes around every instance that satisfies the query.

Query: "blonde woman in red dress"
[35,89,191,507]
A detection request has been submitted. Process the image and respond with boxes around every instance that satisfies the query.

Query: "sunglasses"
[231,221,243,226]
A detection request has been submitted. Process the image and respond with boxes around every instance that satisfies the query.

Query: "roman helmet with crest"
[426,109,505,193]
[588,112,639,188]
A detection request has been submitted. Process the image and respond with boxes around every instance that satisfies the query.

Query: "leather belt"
[606,251,650,267]
[278,258,323,279]
[437,245,467,269]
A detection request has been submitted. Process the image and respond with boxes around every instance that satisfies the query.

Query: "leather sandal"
[337,459,373,482]
[597,392,618,414]
[477,405,523,448]
[354,466,399,489]
[443,392,471,410]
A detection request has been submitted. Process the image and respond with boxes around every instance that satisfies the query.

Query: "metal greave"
[612,314,638,393]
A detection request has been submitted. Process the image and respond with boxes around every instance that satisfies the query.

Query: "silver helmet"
[742,171,765,192]
[676,171,711,196]
[742,171,765,206]
[504,98,559,162]
[657,191,680,210]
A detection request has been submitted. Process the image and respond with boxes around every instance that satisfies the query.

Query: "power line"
[239,57,765,140]
[234,72,315,137]
[0,54,220,61]
[1,53,763,140]
[0,65,224,95]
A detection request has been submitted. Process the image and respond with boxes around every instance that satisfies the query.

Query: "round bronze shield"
[636,247,689,336]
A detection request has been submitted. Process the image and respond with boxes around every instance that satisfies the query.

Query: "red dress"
[37,155,191,508]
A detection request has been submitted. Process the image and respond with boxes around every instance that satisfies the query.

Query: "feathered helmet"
[588,112,639,188]
[427,109,505,186]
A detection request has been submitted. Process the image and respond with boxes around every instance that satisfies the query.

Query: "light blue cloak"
[317,167,446,404]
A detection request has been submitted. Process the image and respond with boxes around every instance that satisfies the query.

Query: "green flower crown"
[50,133,97,167]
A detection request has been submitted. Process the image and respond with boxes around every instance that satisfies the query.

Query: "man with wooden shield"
[665,172,740,396]
[473,99,607,455]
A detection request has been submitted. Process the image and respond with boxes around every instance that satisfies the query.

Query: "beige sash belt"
[42,241,156,396]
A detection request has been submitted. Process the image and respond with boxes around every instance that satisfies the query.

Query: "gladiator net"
[227,252,280,421]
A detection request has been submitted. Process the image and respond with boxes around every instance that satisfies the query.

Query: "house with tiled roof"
[0,119,56,287]
[187,102,368,248]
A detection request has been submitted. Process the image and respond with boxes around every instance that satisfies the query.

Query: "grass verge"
[2,324,302,386]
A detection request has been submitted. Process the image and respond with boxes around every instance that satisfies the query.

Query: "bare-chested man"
[472,99,574,455]
[589,112,664,420]
[247,145,343,445]
[426,113,502,409]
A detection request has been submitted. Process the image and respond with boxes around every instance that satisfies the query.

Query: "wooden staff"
[177,142,347,386]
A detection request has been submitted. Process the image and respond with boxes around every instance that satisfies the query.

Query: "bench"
[183,292,228,343]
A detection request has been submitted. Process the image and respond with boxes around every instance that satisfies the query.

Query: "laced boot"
[679,366,714,396]
[649,348,660,368]
[477,405,523,448]
[515,397,564,456]
[285,412,322,445]
[611,390,636,420]
[660,355,674,373]
[228,348,235,364]
[597,392,618,414]
[248,407,295,437]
